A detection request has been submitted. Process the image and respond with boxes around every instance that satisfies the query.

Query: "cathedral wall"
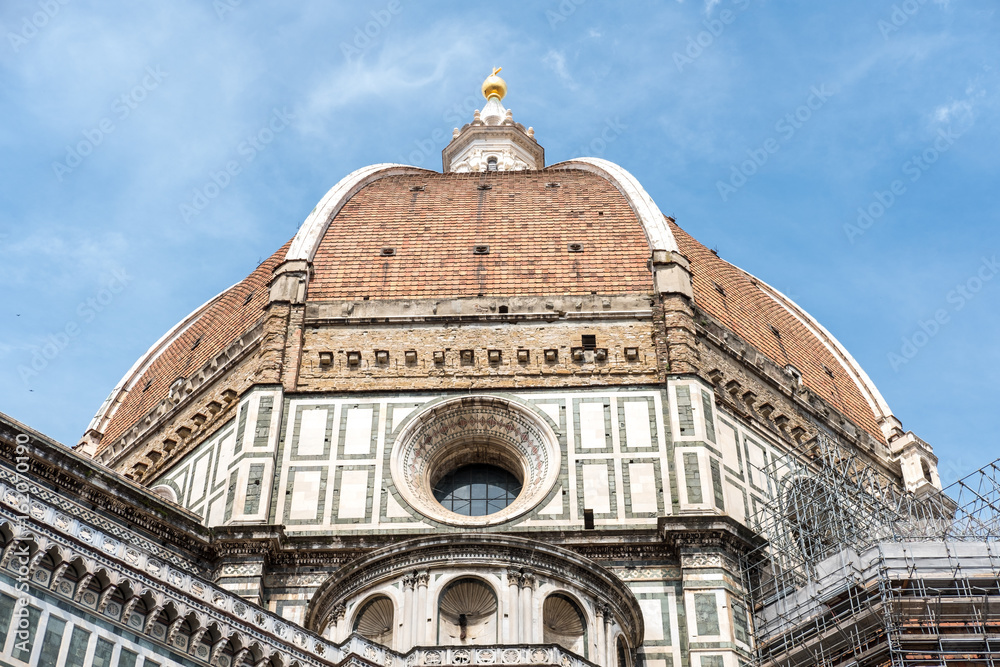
[138,355,862,667]
[296,318,662,392]
[153,386,282,526]
[272,388,667,532]
[101,336,282,486]
[150,373,818,543]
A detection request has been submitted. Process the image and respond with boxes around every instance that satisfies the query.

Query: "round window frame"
[389,395,561,527]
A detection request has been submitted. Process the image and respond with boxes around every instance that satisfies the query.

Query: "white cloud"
[299,25,481,135]
[543,49,577,90]
[933,100,973,124]
[705,0,721,14]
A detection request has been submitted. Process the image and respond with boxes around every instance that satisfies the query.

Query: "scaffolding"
[740,436,1000,667]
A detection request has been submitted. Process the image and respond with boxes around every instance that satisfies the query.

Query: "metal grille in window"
[433,464,522,516]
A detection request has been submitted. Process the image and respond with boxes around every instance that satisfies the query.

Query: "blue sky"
[1,0,997,487]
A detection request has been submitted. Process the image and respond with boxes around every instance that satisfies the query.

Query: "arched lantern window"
[617,636,630,667]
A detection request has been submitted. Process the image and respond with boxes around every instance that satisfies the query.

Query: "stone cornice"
[658,514,764,559]
[0,503,386,667]
[0,415,214,566]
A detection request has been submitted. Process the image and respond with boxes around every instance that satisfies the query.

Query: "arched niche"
[437,578,498,645]
[543,593,587,657]
[354,596,395,648]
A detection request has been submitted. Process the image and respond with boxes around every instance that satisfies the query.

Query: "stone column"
[331,604,347,642]
[415,570,430,645]
[402,573,416,650]
[520,571,535,644]
[595,604,606,667]
[604,609,615,667]
[506,568,521,643]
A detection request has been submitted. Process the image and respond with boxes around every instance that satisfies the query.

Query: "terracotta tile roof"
[670,220,883,441]
[308,170,654,300]
[97,167,882,450]
[99,242,290,449]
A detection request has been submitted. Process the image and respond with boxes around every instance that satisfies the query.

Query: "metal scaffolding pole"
[739,435,999,667]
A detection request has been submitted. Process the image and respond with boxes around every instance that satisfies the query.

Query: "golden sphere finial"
[482,67,507,101]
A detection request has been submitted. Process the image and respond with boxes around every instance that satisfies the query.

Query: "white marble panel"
[580,403,607,449]
[289,470,322,521]
[538,490,564,515]
[392,406,416,431]
[298,409,328,457]
[189,454,209,505]
[639,598,665,640]
[628,462,658,513]
[344,408,374,456]
[623,401,652,449]
[205,495,223,525]
[725,481,746,523]
[747,439,768,489]
[386,491,410,518]
[537,402,562,425]
[338,469,370,519]
[718,421,740,472]
[582,464,611,513]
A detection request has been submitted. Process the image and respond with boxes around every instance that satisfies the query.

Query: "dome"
[85,158,895,460]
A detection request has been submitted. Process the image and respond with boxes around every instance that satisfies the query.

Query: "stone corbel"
[189,625,210,649]
[26,548,50,577]
[73,572,96,602]
[96,583,119,614]
[121,595,143,623]
[48,561,71,590]
[232,648,250,666]
[144,604,166,633]
[167,615,189,645]
[0,538,26,569]
[210,635,232,664]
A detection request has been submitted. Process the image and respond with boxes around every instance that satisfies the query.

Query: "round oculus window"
[432,463,523,516]
[389,395,561,526]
